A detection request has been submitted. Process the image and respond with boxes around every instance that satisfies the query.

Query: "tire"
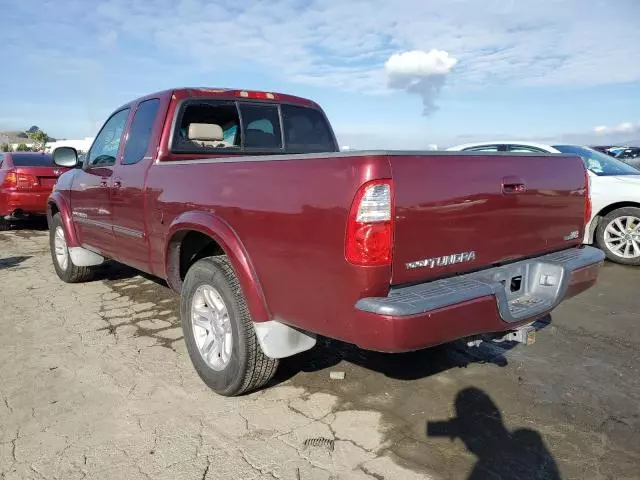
[0,218,10,231]
[49,213,96,282]
[180,256,278,396]
[596,207,640,266]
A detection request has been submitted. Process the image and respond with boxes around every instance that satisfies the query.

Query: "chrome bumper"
[356,246,605,322]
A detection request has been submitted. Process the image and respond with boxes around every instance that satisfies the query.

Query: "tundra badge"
[406,251,476,270]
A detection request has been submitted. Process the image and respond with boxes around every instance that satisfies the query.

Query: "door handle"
[112,180,122,189]
[502,176,526,194]
[100,180,109,188]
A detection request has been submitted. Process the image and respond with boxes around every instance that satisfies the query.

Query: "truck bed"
[145,150,588,346]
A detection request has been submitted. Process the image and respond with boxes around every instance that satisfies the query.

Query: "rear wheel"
[596,207,640,266]
[180,256,278,396]
[49,213,96,282]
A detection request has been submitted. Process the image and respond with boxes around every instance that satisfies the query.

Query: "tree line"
[0,126,50,152]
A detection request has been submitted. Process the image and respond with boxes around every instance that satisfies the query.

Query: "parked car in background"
[610,147,640,168]
[448,142,640,265]
[591,145,619,156]
[0,152,69,231]
[47,88,603,396]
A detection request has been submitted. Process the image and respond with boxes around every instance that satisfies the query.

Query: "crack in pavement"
[238,450,279,479]
[200,457,210,480]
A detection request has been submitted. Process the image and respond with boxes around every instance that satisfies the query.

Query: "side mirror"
[53,147,79,168]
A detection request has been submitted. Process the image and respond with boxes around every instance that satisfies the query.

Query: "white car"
[447,141,640,266]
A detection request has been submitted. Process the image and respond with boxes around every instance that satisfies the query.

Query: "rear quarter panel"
[145,154,392,341]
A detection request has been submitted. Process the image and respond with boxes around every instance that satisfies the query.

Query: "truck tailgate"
[390,153,588,285]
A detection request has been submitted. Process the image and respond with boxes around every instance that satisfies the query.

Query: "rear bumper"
[0,190,50,217]
[353,246,605,352]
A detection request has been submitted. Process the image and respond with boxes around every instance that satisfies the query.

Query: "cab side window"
[87,108,130,168]
[122,99,160,165]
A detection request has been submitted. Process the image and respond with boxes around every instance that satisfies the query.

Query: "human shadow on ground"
[427,386,560,480]
[0,255,32,269]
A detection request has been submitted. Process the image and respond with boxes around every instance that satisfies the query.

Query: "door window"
[87,108,130,168]
[122,99,160,165]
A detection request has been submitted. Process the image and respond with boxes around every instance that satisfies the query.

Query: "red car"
[0,152,69,230]
[48,87,604,396]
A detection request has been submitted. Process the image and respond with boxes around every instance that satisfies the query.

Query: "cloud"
[99,30,118,48]
[593,122,640,135]
[3,0,640,131]
[79,0,640,92]
[385,50,457,115]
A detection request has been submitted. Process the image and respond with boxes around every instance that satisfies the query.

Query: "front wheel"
[49,213,96,282]
[596,207,640,266]
[0,218,10,231]
[180,256,278,396]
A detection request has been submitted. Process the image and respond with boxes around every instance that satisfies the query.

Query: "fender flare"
[47,192,80,248]
[165,210,270,322]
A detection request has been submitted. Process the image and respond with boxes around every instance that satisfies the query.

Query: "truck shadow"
[88,261,169,286]
[427,386,560,480]
[275,316,551,384]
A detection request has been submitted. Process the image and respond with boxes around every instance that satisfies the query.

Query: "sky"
[1,0,640,149]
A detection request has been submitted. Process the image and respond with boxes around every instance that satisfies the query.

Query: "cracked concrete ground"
[1,226,639,479]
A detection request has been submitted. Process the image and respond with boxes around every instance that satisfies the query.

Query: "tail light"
[345,179,393,266]
[1,170,38,189]
[584,168,592,228]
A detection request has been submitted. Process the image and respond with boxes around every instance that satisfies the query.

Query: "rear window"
[172,100,336,155]
[281,104,335,153]
[11,154,54,167]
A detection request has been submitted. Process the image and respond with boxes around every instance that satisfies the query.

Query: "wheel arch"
[589,201,640,243]
[47,192,80,247]
[165,211,270,322]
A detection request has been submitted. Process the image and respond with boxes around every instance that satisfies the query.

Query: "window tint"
[239,104,282,149]
[11,154,54,166]
[88,109,130,167]
[173,101,241,151]
[122,99,160,165]
[281,104,334,153]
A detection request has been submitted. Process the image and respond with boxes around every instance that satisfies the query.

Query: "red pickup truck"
[48,88,605,396]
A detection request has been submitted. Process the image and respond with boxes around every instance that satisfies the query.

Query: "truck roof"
[116,87,318,112]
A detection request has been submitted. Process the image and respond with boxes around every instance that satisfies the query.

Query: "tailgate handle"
[502,176,526,194]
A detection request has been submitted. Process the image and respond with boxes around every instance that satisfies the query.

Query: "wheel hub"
[54,226,69,271]
[191,285,233,371]
[603,215,640,259]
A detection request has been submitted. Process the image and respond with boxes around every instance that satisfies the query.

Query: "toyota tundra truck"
[47,88,605,396]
